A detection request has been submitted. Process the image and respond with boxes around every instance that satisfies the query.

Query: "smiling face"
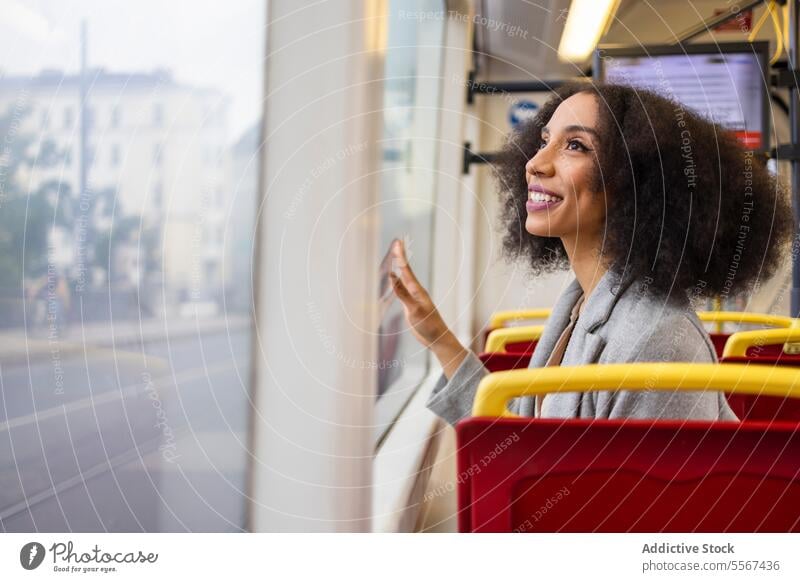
[524,91,608,255]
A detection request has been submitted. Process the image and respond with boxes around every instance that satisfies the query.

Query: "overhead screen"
[594,42,770,151]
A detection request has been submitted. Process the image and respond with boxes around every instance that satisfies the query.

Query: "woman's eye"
[538,141,547,150]
[567,139,586,151]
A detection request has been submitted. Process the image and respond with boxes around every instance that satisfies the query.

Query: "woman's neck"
[562,236,608,304]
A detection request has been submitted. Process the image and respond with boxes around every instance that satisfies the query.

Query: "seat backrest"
[720,328,800,421]
[478,352,532,373]
[708,332,729,358]
[720,357,800,422]
[457,417,800,532]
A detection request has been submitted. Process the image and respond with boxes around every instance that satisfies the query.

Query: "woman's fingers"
[390,270,444,348]
[392,239,423,296]
[389,272,415,306]
[393,238,409,263]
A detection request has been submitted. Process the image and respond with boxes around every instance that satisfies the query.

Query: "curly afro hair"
[494,82,795,299]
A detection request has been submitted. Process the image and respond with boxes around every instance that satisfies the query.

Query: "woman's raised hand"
[389,239,449,349]
[389,239,469,378]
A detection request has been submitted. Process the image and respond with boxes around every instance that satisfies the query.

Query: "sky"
[0,0,265,144]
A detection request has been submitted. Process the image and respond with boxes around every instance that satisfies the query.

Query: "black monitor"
[593,42,770,152]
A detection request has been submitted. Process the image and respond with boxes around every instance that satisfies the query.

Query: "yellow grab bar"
[722,327,800,358]
[710,297,723,333]
[488,309,551,329]
[490,309,791,332]
[472,363,800,417]
[484,325,544,353]
[697,311,793,329]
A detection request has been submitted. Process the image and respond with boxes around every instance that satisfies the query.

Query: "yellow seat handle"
[722,327,800,358]
[472,363,800,417]
[484,325,544,353]
[488,309,551,329]
[697,311,793,329]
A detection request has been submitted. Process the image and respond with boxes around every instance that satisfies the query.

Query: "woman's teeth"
[529,192,561,203]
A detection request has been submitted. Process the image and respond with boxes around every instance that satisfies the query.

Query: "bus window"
[0,1,263,532]
[375,0,446,438]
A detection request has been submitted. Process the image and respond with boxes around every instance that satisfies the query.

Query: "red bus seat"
[456,363,800,533]
[478,325,800,423]
[720,328,800,422]
[478,325,541,369]
[482,310,551,350]
[483,310,792,354]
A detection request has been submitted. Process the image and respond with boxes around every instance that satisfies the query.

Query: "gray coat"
[427,269,738,425]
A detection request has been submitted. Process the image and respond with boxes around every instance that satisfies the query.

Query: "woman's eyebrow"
[541,124,600,141]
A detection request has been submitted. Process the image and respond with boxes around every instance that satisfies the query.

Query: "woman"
[389,83,794,426]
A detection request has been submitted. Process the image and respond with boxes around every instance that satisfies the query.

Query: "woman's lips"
[527,185,563,212]
[526,198,563,212]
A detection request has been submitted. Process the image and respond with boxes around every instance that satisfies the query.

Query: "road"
[0,325,253,532]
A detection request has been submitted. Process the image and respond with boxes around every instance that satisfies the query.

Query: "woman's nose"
[526,147,552,177]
